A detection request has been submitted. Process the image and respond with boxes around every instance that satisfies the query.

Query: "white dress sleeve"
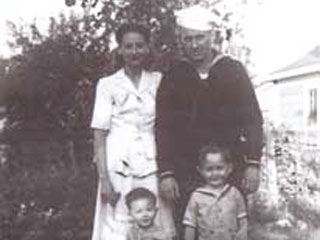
[154,71,162,90]
[90,78,113,130]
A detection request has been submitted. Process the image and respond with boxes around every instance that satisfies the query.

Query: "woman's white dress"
[90,69,175,240]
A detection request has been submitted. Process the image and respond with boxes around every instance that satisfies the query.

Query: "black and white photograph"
[1,0,320,240]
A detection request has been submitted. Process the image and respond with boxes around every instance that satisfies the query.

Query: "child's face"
[198,153,232,188]
[129,198,157,228]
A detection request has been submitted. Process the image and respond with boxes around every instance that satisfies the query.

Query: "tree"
[0,58,10,105]
[67,0,264,68]
[4,14,112,132]
[0,14,111,240]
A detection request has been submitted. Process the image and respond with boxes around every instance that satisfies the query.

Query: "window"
[307,88,317,126]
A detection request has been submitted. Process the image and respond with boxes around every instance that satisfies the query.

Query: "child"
[183,143,248,240]
[125,187,174,240]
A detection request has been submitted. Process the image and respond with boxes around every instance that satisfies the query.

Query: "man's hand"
[100,178,120,207]
[242,164,260,194]
[159,176,180,201]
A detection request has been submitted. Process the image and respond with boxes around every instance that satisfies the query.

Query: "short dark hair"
[115,23,150,45]
[125,187,156,209]
[198,143,232,167]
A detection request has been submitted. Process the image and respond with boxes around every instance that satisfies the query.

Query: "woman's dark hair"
[115,23,151,45]
[198,142,232,167]
[125,187,156,209]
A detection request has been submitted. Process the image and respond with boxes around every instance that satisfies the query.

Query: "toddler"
[126,187,174,240]
[183,143,248,240]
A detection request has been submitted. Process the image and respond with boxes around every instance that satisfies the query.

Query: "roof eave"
[256,63,320,87]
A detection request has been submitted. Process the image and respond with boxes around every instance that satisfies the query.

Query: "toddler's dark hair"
[125,187,156,209]
[198,142,232,167]
[115,23,150,45]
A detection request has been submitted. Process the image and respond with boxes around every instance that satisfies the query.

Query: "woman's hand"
[100,177,121,207]
[160,176,180,202]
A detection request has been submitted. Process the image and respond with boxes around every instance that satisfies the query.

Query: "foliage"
[0,58,10,104]
[1,14,105,240]
[0,163,96,240]
[3,14,114,132]
[68,0,263,67]
[271,126,320,227]
[249,123,320,239]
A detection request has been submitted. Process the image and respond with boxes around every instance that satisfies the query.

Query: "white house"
[256,46,320,146]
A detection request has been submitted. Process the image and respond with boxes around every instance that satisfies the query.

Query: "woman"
[90,23,175,240]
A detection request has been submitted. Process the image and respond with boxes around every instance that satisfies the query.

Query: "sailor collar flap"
[195,184,232,201]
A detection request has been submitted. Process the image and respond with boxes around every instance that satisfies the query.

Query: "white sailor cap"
[175,5,220,31]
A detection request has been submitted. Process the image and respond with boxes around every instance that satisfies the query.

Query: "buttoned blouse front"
[91,69,162,177]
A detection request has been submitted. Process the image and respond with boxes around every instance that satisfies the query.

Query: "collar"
[195,184,231,201]
[210,53,225,68]
[132,222,160,233]
[115,68,153,94]
[179,52,225,79]
[198,53,225,79]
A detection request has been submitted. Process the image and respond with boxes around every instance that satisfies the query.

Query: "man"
[155,5,263,209]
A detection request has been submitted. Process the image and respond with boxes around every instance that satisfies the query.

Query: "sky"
[0,0,82,56]
[1,0,320,75]
[245,0,320,74]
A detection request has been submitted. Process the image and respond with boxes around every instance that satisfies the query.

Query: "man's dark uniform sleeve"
[155,72,174,178]
[224,59,263,162]
[235,59,263,162]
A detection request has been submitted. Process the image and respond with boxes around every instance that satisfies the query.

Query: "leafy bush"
[252,123,320,239]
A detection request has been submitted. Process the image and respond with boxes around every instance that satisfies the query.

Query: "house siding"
[257,72,320,146]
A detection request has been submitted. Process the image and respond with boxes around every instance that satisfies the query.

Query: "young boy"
[183,143,248,240]
[125,187,174,240]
